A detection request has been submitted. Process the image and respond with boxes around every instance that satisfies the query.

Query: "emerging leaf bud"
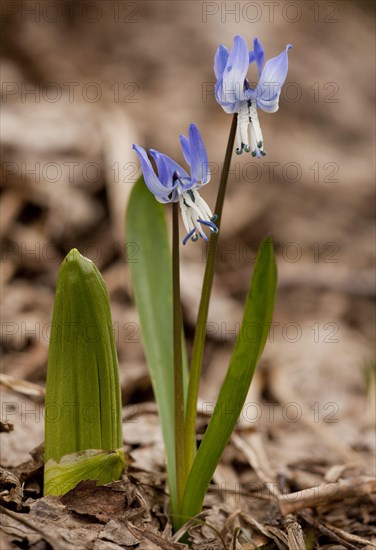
[44,249,125,496]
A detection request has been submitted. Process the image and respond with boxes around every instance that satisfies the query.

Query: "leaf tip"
[66,247,93,264]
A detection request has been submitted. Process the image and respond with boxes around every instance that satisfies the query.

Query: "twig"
[298,510,360,550]
[0,374,45,397]
[126,520,187,549]
[278,476,376,515]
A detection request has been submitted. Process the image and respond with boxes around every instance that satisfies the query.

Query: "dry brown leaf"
[0,468,24,511]
[61,479,142,523]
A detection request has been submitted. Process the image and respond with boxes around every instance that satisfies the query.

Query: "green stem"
[172,202,186,510]
[184,114,237,470]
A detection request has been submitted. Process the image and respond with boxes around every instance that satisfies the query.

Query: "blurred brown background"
[1,0,375,486]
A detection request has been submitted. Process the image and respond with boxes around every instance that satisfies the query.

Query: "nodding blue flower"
[133,124,218,245]
[214,35,292,158]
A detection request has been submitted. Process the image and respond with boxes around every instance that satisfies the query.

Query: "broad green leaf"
[180,237,277,525]
[44,249,124,495]
[125,178,187,514]
[45,449,125,496]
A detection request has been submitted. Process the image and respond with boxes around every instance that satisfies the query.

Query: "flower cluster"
[133,35,291,243]
[214,35,292,157]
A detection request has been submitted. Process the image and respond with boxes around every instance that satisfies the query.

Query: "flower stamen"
[182,228,196,246]
[236,99,266,159]
[197,219,219,233]
[179,191,218,245]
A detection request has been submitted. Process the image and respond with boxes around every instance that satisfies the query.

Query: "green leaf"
[180,237,277,525]
[44,249,124,495]
[45,449,126,496]
[125,178,187,514]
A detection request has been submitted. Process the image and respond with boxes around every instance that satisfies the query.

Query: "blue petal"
[256,44,292,106]
[148,149,170,187]
[214,80,239,112]
[132,144,173,202]
[149,150,188,200]
[249,51,256,64]
[221,101,239,114]
[221,35,249,104]
[176,176,197,192]
[179,134,191,165]
[257,93,281,113]
[150,150,188,183]
[187,124,210,185]
[253,38,265,76]
[214,44,229,79]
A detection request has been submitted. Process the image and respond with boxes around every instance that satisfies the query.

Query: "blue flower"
[133,124,218,245]
[214,35,292,157]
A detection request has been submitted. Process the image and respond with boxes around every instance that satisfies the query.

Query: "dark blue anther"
[197,219,219,234]
[183,228,196,246]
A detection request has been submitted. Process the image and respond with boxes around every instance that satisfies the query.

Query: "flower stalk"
[172,203,187,509]
[184,114,237,470]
